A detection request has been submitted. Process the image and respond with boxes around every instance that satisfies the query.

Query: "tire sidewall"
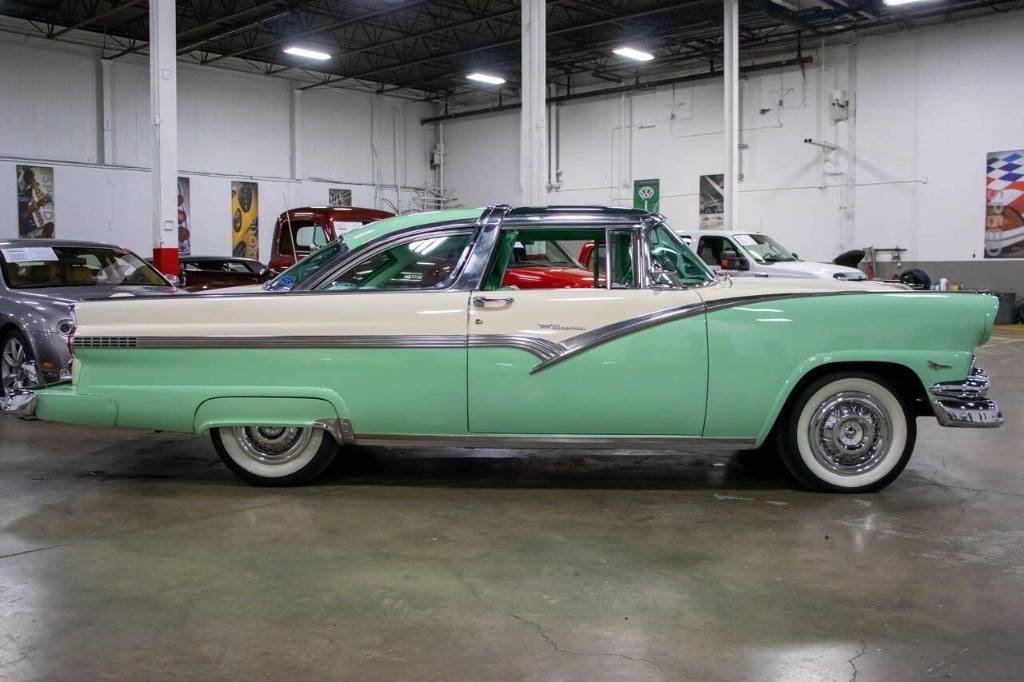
[782,373,915,492]
[211,427,337,486]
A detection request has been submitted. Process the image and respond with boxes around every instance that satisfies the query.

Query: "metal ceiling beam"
[203,0,434,65]
[301,0,718,91]
[49,0,144,38]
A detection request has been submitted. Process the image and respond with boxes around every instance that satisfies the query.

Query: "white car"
[677,230,867,281]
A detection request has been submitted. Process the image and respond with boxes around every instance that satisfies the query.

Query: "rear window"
[1,245,168,289]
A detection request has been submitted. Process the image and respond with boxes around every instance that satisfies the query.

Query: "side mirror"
[720,256,750,272]
[165,274,180,287]
[648,260,682,287]
[792,252,799,260]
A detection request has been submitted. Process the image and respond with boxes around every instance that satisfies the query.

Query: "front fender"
[752,350,973,445]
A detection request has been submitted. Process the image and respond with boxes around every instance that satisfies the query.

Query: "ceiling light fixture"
[466,72,506,85]
[283,46,331,61]
[613,47,655,62]
[882,0,937,4]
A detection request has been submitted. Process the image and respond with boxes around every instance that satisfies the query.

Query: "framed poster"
[633,179,660,212]
[231,181,259,259]
[177,177,192,255]
[699,174,724,230]
[329,188,352,208]
[985,150,1024,258]
[16,165,55,238]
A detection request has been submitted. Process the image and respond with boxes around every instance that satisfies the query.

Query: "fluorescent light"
[883,0,936,4]
[613,47,654,62]
[283,46,331,61]
[466,72,506,85]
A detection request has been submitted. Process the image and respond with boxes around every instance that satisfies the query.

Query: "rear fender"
[194,396,353,444]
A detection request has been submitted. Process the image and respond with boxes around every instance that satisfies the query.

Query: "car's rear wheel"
[777,373,915,493]
[1,329,34,392]
[211,426,337,486]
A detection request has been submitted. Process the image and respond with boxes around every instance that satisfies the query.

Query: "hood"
[756,259,866,280]
[11,285,179,304]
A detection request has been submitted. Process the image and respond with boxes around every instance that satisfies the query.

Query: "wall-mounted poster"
[633,179,660,212]
[231,181,259,259]
[16,165,55,238]
[985,150,1024,258]
[329,188,352,208]
[177,177,191,255]
[699,174,724,230]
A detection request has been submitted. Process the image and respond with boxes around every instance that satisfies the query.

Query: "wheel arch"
[756,360,931,446]
[193,396,353,444]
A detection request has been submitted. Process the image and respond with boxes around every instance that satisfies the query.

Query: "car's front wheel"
[1,329,34,392]
[211,426,338,486]
[777,373,916,493]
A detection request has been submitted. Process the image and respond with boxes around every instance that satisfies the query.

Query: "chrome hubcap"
[1,338,28,391]
[808,391,892,476]
[232,426,312,465]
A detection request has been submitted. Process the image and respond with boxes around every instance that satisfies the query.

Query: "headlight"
[56,318,75,336]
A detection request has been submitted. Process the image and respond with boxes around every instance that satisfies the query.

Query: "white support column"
[722,0,740,231]
[100,58,114,164]
[149,0,178,269]
[291,89,302,180]
[519,0,547,206]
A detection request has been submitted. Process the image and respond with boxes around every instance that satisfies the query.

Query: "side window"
[323,232,472,291]
[482,227,635,290]
[295,223,328,251]
[648,224,714,286]
[696,236,741,267]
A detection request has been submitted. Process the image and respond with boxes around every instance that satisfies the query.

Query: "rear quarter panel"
[704,292,997,442]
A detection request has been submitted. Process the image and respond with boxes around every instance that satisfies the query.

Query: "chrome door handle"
[473,296,515,307]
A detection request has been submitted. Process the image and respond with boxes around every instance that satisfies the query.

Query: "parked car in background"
[0,239,177,389]
[2,206,1002,493]
[269,206,393,274]
[677,230,868,281]
[176,256,272,292]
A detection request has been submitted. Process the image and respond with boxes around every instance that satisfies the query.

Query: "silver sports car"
[1,239,178,390]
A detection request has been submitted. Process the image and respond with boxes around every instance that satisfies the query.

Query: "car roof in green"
[342,208,485,250]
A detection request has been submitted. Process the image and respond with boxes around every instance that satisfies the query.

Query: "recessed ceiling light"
[883,0,936,4]
[283,46,331,61]
[466,72,506,85]
[613,47,654,62]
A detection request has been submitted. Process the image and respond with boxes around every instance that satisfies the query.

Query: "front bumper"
[931,366,1004,428]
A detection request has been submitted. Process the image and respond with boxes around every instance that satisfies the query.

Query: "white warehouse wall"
[0,36,435,258]
[442,11,1024,268]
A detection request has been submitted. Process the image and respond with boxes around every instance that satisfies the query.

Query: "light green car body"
[21,206,1000,450]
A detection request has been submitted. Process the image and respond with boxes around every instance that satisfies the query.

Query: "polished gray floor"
[1,329,1022,681]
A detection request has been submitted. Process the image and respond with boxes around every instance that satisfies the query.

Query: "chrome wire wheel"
[211,425,337,486]
[232,426,312,465]
[1,336,29,391]
[807,391,891,476]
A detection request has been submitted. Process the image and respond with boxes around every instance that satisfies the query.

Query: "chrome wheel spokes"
[1,338,27,390]
[232,426,312,465]
[808,391,892,476]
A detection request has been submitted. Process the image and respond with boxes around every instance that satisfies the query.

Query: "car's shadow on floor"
[313,445,796,492]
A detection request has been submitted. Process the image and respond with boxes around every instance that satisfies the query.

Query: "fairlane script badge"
[538,323,587,332]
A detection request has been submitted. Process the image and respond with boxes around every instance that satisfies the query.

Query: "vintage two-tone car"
[0,206,1003,491]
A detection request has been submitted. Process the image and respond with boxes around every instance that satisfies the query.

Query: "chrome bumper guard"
[931,366,1003,428]
[0,361,39,419]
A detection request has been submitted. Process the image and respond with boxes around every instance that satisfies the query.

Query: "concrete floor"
[1,329,1022,681]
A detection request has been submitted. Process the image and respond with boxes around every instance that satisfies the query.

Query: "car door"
[467,221,709,436]
[308,226,476,436]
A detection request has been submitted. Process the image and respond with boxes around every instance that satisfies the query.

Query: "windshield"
[737,233,797,262]
[1,245,169,289]
[647,224,715,286]
[266,238,348,291]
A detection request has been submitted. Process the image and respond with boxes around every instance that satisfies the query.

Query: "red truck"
[269,206,394,274]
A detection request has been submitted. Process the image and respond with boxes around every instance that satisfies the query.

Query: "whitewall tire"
[777,373,916,493]
[211,426,338,486]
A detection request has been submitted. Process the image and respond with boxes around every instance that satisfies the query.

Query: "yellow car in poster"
[231,182,258,259]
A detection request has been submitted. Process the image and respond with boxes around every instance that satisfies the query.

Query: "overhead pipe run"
[420,55,814,125]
